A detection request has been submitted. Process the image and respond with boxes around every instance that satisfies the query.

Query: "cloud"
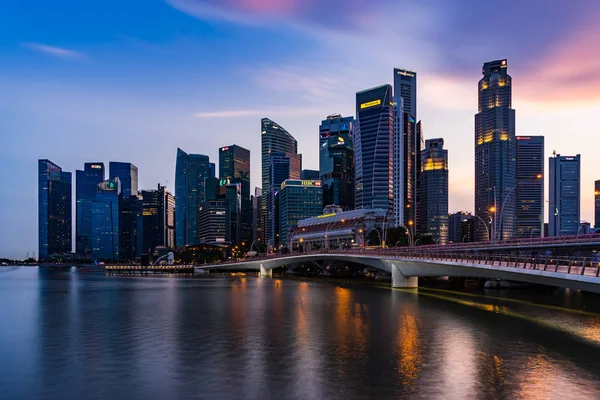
[195,107,323,118]
[22,42,87,60]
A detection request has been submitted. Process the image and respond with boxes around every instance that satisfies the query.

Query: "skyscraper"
[393,68,417,120]
[76,162,105,255]
[261,118,300,248]
[354,85,394,213]
[475,59,516,241]
[279,180,323,247]
[109,162,138,197]
[448,212,475,244]
[403,113,417,227]
[418,139,449,243]
[301,170,320,180]
[92,178,121,260]
[549,153,581,236]
[141,184,175,254]
[319,114,355,210]
[516,136,544,238]
[266,152,301,248]
[219,145,251,246]
[175,148,212,246]
[252,187,264,244]
[119,194,143,260]
[392,100,405,226]
[198,201,227,244]
[38,160,72,260]
[595,180,600,229]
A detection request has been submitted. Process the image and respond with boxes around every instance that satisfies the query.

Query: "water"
[2,267,600,399]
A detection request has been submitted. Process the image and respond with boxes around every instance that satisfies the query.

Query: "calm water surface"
[2,267,600,399]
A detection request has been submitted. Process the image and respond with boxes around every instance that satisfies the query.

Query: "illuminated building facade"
[109,162,138,197]
[141,184,175,254]
[448,212,475,244]
[549,154,580,236]
[38,159,72,260]
[595,180,600,229]
[319,114,355,210]
[279,180,323,247]
[76,162,105,255]
[516,136,544,238]
[261,118,300,247]
[475,59,516,241]
[198,201,227,244]
[418,139,448,244]
[175,148,213,246]
[92,178,121,260]
[219,145,251,245]
[354,85,394,213]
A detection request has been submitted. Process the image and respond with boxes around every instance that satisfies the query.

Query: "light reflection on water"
[1,268,600,399]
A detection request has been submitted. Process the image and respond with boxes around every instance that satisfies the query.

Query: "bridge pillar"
[391,263,418,288]
[259,264,272,277]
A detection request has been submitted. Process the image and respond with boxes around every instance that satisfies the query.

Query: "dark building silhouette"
[120,195,143,260]
[38,160,72,260]
[109,162,138,197]
[418,139,449,243]
[219,145,251,246]
[319,114,354,210]
[516,136,544,238]
[76,162,105,255]
[549,153,580,236]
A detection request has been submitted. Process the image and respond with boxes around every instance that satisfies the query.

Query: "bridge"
[198,249,600,294]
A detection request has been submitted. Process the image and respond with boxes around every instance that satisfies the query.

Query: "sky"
[1,0,600,259]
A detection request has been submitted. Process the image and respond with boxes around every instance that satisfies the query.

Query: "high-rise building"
[414,121,424,230]
[38,160,72,260]
[109,162,138,197]
[595,181,600,229]
[355,85,394,213]
[141,184,175,254]
[475,59,516,241]
[301,169,320,180]
[549,153,581,236]
[393,68,419,229]
[394,68,417,120]
[448,212,475,244]
[92,178,121,260]
[419,139,449,244]
[252,187,264,244]
[119,195,143,261]
[225,183,242,244]
[175,148,212,246]
[279,180,323,248]
[261,118,300,248]
[266,152,301,248]
[219,145,251,246]
[76,162,105,255]
[198,200,227,244]
[516,136,544,238]
[319,114,355,210]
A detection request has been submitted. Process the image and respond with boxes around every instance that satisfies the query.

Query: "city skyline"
[2,1,600,258]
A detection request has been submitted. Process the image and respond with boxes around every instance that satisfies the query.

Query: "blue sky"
[1,0,600,258]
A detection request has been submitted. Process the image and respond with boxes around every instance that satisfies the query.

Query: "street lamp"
[324,221,338,250]
[496,174,543,241]
[399,224,413,247]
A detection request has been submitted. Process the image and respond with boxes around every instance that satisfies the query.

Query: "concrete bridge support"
[259,264,272,277]
[391,263,418,288]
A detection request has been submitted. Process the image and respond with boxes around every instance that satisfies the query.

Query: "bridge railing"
[215,249,600,279]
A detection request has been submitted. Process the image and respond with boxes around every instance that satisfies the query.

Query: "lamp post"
[324,220,341,250]
[497,174,543,241]
[399,224,413,247]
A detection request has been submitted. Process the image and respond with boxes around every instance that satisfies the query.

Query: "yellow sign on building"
[360,99,381,109]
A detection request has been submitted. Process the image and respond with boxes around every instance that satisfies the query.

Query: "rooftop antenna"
[552,150,557,157]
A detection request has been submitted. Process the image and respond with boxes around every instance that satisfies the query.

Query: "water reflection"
[2,269,600,399]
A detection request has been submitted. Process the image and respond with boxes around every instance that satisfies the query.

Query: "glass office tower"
[549,154,580,236]
[515,136,544,238]
[175,148,212,246]
[38,159,72,260]
[120,194,143,260]
[319,114,354,210]
[279,180,323,247]
[355,85,394,213]
[76,162,105,255]
[219,145,251,246]
[109,162,138,197]
[474,59,517,241]
[92,178,121,260]
[418,139,449,244]
[261,118,300,246]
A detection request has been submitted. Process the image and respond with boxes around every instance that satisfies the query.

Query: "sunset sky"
[1,0,600,258]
